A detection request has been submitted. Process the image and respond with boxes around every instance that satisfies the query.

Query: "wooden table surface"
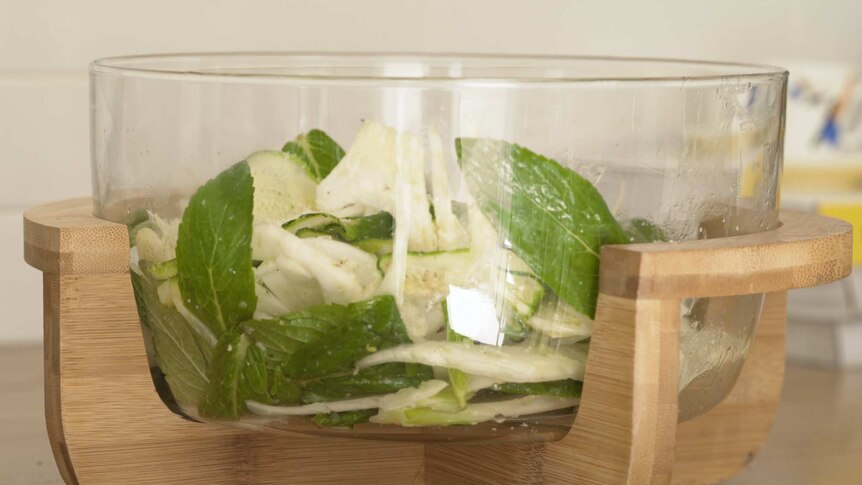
[1,344,860,484]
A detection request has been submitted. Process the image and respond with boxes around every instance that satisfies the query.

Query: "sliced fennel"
[377,379,449,411]
[525,297,594,340]
[255,259,324,317]
[134,213,180,264]
[356,341,585,383]
[246,396,382,416]
[371,395,579,426]
[317,120,438,251]
[376,250,471,341]
[245,379,448,417]
[427,128,470,250]
[252,224,376,305]
[246,150,316,224]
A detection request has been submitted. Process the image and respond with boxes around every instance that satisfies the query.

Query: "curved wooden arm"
[555,210,852,484]
[600,210,852,299]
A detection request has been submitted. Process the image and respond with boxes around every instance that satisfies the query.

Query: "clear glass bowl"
[91,53,787,442]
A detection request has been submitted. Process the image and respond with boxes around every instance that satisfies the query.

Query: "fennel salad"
[129,121,659,428]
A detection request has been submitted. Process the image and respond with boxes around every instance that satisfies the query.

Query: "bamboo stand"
[23,198,852,485]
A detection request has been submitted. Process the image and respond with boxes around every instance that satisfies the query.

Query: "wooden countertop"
[1,344,860,484]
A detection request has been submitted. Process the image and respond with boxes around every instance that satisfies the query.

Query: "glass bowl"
[90,53,787,442]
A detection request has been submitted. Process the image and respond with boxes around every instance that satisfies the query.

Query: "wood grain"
[600,210,852,299]
[23,199,853,485]
[24,198,128,276]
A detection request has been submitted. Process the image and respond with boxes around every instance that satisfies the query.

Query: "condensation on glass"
[91,53,787,442]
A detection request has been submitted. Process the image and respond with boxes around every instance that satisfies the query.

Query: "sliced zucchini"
[283,211,394,255]
[353,238,393,256]
[282,213,339,233]
[294,228,333,239]
[246,150,317,224]
[144,259,178,280]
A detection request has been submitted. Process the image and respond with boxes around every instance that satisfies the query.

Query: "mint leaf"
[301,363,433,403]
[269,372,302,405]
[243,305,345,366]
[278,296,412,379]
[176,161,257,337]
[198,329,270,419]
[622,218,668,243]
[311,409,376,428]
[492,380,583,398]
[283,129,346,181]
[243,295,413,379]
[213,295,425,418]
[132,272,212,406]
[458,139,626,318]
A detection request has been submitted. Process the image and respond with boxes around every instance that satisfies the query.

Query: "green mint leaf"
[301,363,433,403]
[243,295,413,380]
[311,409,377,428]
[458,138,627,318]
[287,296,411,378]
[176,161,257,337]
[622,218,668,243]
[269,372,302,405]
[283,129,346,181]
[242,305,345,366]
[198,329,270,419]
[492,380,583,399]
[132,272,212,406]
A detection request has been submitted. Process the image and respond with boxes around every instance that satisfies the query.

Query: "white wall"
[2,0,860,343]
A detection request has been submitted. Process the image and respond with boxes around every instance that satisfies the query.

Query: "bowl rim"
[90,51,788,85]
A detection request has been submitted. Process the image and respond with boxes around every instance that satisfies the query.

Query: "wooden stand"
[24,199,852,485]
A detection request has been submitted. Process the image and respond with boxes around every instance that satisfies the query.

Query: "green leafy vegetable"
[458,138,627,318]
[132,272,212,405]
[198,330,270,419]
[176,161,257,337]
[491,380,582,398]
[242,295,418,379]
[301,363,433,403]
[622,218,668,243]
[283,129,346,181]
[284,295,412,379]
[311,409,377,428]
[269,372,302,405]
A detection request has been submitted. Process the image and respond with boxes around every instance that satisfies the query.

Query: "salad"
[130,120,658,429]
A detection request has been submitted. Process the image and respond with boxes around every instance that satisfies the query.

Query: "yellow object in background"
[819,202,862,265]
